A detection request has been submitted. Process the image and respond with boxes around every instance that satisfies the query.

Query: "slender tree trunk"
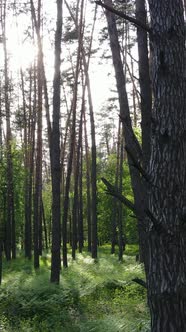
[81,61,97,259]
[33,0,43,269]
[105,133,110,156]
[111,121,120,254]
[78,132,84,253]
[136,0,152,168]
[50,0,63,283]
[21,69,32,260]
[72,147,78,260]
[62,0,84,268]
[27,67,37,260]
[30,0,51,152]
[65,1,97,256]
[77,107,84,252]
[2,2,15,260]
[83,112,91,252]
[72,75,85,258]
[131,61,137,127]
[88,86,97,259]
[104,0,147,266]
[38,203,42,255]
[118,128,124,261]
[42,201,48,250]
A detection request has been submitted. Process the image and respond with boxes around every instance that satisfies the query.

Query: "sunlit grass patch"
[0,245,150,331]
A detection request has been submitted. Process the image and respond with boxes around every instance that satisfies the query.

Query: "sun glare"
[7,32,36,71]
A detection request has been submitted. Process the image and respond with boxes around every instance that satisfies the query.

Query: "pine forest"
[0,0,185,331]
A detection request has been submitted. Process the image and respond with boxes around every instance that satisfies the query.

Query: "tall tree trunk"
[135,0,152,263]
[111,120,120,254]
[30,0,51,152]
[72,74,85,258]
[2,1,15,260]
[72,146,78,260]
[21,69,32,260]
[33,0,43,269]
[88,83,97,259]
[129,59,137,126]
[118,127,124,261]
[62,0,84,268]
[147,1,186,330]
[42,201,48,250]
[136,0,152,168]
[83,112,91,252]
[104,0,147,265]
[77,101,85,252]
[65,1,97,257]
[27,67,37,260]
[50,0,63,283]
[78,128,84,253]
[81,60,97,259]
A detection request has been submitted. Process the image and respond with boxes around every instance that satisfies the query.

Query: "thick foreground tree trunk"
[147,1,186,330]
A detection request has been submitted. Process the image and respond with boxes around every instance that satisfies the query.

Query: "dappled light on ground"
[0,246,150,331]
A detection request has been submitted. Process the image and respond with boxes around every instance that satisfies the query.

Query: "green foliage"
[0,143,25,243]
[0,247,150,331]
[11,143,25,240]
[97,153,138,245]
[0,267,79,331]
[133,127,142,146]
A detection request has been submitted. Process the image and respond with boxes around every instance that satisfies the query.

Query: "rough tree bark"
[98,0,186,329]
[147,1,186,330]
[50,0,63,283]
[136,0,152,168]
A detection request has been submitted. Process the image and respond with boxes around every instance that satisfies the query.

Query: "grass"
[0,245,150,332]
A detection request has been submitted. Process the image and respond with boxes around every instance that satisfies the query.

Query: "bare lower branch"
[129,214,137,219]
[95,1,151,33]
[132,278,147,288]
[101,177,136,213]
[125,145,151,183]
[127,51,139,64]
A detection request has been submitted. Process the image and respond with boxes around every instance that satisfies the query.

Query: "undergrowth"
[0,245,150,331]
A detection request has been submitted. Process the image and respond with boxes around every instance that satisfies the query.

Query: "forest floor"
[0,245,150,332]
